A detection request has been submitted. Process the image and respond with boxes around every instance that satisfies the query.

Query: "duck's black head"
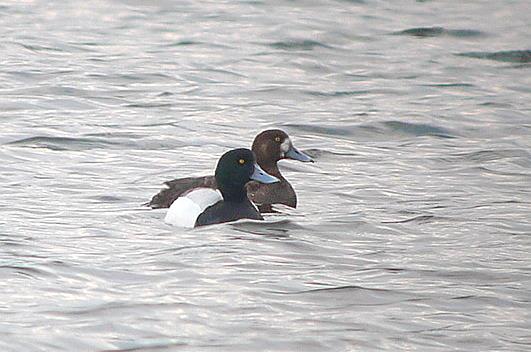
[251,129,313,171]
[215,148,278,201]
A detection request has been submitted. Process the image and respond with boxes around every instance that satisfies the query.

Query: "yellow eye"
[274,136,281,142]
[238,159,245,165]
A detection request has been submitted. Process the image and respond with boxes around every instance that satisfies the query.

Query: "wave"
[268,39,332,50]
[6,136,117,151]
[457,50,531,63]
[393,27,485,38]
[284,120,455,139]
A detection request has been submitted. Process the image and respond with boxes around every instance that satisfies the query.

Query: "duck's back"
[149,175,217,208]
[150,173,296,212]
[149,175,296,211]
[195,199,263,227]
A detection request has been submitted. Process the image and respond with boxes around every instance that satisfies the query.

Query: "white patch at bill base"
[280,138,291,157]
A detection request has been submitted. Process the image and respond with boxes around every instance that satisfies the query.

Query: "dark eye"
[238,158,246,165]
[274,136,281,142]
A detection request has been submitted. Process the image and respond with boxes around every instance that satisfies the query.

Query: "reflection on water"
[1,0,530,351]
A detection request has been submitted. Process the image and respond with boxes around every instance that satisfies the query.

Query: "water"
[1,0,530,350]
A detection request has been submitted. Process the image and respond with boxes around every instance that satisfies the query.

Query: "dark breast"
[195,200,263,227]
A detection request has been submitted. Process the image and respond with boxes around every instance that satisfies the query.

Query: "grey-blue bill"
[251,163,279,183]
[285,146,314,162]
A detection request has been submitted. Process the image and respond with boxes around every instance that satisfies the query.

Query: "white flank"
[164,188,222,228]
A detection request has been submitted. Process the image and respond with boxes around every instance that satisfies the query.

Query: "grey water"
[1,0,530,351]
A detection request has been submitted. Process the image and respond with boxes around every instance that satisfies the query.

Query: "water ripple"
[268,39,333,51]
[284,121,455,139]
[457,50,531,63]
[1,1,530,351]
[6,136,118,151]
[393,27,486,38]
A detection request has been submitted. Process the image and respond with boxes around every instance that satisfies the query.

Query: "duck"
[148,129,313,211]
[164,148,279,228]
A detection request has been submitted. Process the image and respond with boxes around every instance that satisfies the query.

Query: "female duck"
[165,148,278,228]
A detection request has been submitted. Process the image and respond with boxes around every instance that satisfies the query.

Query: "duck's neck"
[220,185,248,202]
[258,160,284,179]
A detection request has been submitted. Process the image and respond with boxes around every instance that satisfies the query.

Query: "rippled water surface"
[1,1,531,351]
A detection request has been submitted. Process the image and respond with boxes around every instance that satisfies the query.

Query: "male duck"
[165,148,279,228]
[149,129,313,211]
